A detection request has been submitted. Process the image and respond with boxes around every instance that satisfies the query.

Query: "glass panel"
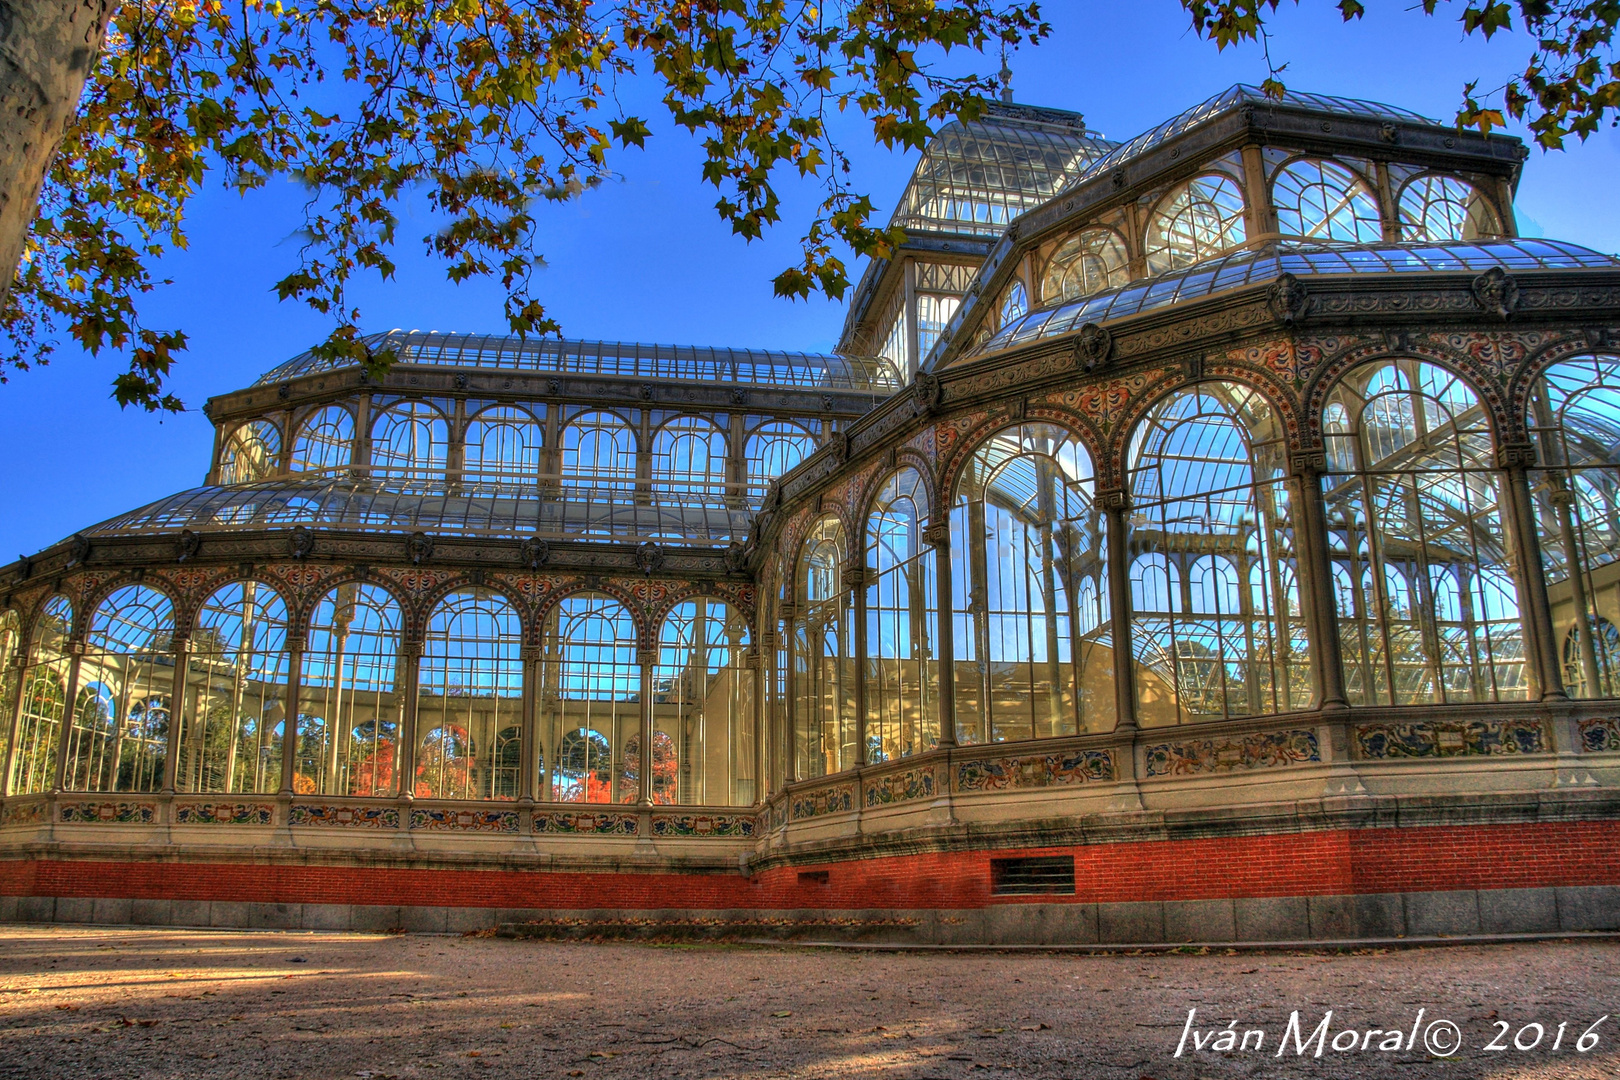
[68,585,174,792]
[9,596,72,796]
[654,597,754,805]
[219,420,281,485]
[371,401,449,486]
[561,411,637,491]
[652,416,729,497]
[1042,228,1131,303]
[746,422,817,500]
[291,405,355,474]
[297,584,402,796]
[1323,359,1525,704]
[417,590,524,800]
[1144,175,1248,275]
[540,593,638,803]
[463,405,542,491]
[1272,159,1383,242]
[794,516,854,777]
[1398,175,1502,242]
[181,582,290,793]
[1127,385,1312,724]
[0,610,17,787]
[866,469,940,762]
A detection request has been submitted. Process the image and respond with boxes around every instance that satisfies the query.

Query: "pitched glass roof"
[963,239,1620,361]
[1062,84,1437,194]
[254,330,901,393]
[891,103,1115,239]
[81,477,751,546]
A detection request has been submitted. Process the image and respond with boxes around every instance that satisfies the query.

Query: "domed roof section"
[889,102,1115,240]
[254,330,901,393]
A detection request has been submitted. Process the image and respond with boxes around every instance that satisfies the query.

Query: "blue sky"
[0,0,1614,560]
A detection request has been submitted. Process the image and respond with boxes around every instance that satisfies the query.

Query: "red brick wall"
[1,821,1614,909]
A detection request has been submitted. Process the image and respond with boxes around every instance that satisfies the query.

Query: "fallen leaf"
[771,1010,792,1018]
[1019,1023,1048,1031]
[54,1004,80,1012]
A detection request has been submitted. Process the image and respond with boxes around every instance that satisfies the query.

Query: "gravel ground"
[0,926,1615,1079]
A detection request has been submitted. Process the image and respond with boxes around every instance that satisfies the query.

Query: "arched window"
[653,416,728,496]
[1127,384,1310,724]
[951,424,1114,743]
[0,609,17,786]
[67,586,174,792]
[291,405,355,473]
[463,405,542,489]
[1528,354,1620,699]
[180,582,290,793]
[561,411,637,490]
[1323,359,1524,705]
[866,468,939,761]
[297,584,402,796]
[1397,175,1502,241]
[745,422,816,500]
[917,294,960,359]
[1272,159,1382,242]
[997,279,1028,328]
[1042,228,1130,303]
[219,420,281,485]
[9,597,72,795]
[540,593,638,803]
[371,401,448,483]
[793,516,853,778]
[417,590,523,800]
[653,597,753,805]
[1144,175,1247,275]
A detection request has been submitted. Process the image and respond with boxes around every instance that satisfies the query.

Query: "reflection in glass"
[67,586,174,791]
[1043,228,1130,302]
[654,597,753,805]
[1397,175,1501,242]
[794,517,853,777]
[866,469,939,761]
[181,582,289,793]
[297,584,402,795]
[1145,175,1247,274]
[417,590,523,800]
[8,597,73,795]
[1272,159,1382,242]
[219,420,281,485]
[541,593,638,802]
[291,405,355,474]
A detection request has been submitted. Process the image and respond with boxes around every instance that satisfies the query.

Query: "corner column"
[846,566,868,764]
[1099,489,1137,732]
[1291,451,1349,710]
[924,519,956,749]
[1498,442,1566,701]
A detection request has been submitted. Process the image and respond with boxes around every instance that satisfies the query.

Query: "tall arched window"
[1528,354,1620,699]
[67,586,174,792]
[951,424,1113,743]
[1272,159,1382,242]
[417,590,523,800]
[1144,175,1247,275]
[1127,384,1310,724]
[9,597,72,795]
[181,582,290,793]
[561,411,637,490]
[746,422,816,500]
[1042,228,1130,303]
[1322,359,1524,705]
[297,584,402,796]
[219,420,281,485]
[291,405,355,473]
[793,516,853,778]
[463,405,542,489]
[0,609,16,783]
[653,416,728,496]
[540,593,638,803]
[371,401,448,483]
[654,597,753,805]
[866,468,939,761]
[1397,175,1502,241]
[996,279,1028,328]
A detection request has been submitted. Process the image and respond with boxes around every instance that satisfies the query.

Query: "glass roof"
[964,239,1620,361]
[81,477,752,546]
[255,330,901,394]
[891,103,1115,239]
[1062,85,1437,195]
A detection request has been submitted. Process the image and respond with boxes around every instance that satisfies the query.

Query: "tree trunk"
[0,0,116,307]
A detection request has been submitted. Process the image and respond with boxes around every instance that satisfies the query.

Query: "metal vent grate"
[990,856,1075,896]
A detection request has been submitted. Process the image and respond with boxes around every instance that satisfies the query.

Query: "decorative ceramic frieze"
[863,765,938,808]
[174,802,275,825]
[1355,718,1548,759]
[1143,729,1320,778]
[288,803,400,828]
[954,749,1115,792]
[1577,717,1620,753]
[532,810,639,835]
[650,813,756,838]
[0,800,47,827]
[789,783,855,821]
[58,801,157,824]
[409,807,520,833]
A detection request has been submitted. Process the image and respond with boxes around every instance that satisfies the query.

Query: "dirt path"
[0,926,1615,1078]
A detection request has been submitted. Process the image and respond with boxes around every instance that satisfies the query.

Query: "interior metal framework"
[1,85,1618,867]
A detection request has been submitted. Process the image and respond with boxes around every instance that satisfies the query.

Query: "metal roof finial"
[998,48,1013,104]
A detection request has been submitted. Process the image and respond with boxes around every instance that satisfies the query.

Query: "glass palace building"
[2,87,1618,942]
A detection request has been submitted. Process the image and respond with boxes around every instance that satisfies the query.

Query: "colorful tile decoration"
[1355,718,1548,759]
[288,803,400,828]
[954,749,1115,793]
[532,810,640,835]
[174,802,275,825]
[863,765,937,808]
[650,813,757,838]
[789,783,855,821]
[1143,729,1321,778]
[58,801,157,824]
[409,807,520,833]
[1578,717,1620,753]
[0,800,47,827]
